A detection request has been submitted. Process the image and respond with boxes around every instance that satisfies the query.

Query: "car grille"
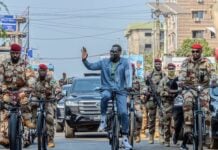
[59,108,65,118]
[79,100,112,115]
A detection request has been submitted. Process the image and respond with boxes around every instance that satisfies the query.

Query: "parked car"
[64,77,102,138]
[56,84,72,132]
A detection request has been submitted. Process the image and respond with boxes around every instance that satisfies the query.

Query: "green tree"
[0,1,9,38]
[144,52,153,72]
[176,38,213,57]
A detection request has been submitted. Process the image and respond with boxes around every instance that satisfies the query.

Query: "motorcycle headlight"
[65,100,78,106]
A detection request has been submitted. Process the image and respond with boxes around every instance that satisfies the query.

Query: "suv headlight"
[65,100,78,106]
[57,103,64,109]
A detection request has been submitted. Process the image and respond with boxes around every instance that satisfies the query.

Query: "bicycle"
[30,97,56,150]
[0,90,25,150]
[128,91,140,148]
[106,89,120,150]
[183,85,206,150]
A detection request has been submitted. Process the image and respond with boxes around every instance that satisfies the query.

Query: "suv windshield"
[63,85,71,92]
[71,78,100,93]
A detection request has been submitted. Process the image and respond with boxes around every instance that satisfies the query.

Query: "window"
[144,32,152,36]
[192,11,204,20]
[145,44,152,49]
[211,31,216,39]
[192,30,204,38]
[197,0,203,3]
[71,78,101,93]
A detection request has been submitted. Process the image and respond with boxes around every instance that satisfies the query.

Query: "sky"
[1,0,155,79]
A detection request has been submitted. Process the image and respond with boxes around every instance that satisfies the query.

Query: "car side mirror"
[61,90,67,96]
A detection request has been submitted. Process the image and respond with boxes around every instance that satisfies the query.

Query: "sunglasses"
[110,50,119,54]
[192,51,200,53]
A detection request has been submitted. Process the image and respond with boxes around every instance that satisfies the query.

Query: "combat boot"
[164,141,170,147]
[148,134,154,144]
[0,137,9,146]
[159,135,164,144]
[135,135,141,143]
[48,138,55,148]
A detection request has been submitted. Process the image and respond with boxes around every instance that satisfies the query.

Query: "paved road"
[0,132,209,150]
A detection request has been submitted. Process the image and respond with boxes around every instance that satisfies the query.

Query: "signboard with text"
[0,15,16,32]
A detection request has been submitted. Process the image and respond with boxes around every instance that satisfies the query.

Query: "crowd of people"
[82,42,216,150]
[0,43,62,148]
[0,39,216,150]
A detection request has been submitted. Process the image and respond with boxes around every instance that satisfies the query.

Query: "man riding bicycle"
[179,43,212,150]
[31,64,61,148]
[82,44,133,149]
[0,43,36,146]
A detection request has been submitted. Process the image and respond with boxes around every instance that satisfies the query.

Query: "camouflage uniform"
[144,70,164,141]
[141,101,148,135]
[132,76,145,140]
[178,57,212,133]
[158,76,176,144]
[0,58,36,142]
[59,77,68,87]
[32,74,60,141]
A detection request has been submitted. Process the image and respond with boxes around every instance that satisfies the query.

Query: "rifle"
[147,77,163,112]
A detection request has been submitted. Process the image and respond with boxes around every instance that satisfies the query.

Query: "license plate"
[93,116,100,121]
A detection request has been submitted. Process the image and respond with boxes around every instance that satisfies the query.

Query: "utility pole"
[27,6,30,51]
[153,0,161,58]
[163,12,170,56]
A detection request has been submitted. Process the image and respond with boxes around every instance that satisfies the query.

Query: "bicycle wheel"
[129,110,135,147]
[37,112,43,150]
[42,115,48,150]
[9,113,22,150]
[197,113,203,150]
[111,114,119,150]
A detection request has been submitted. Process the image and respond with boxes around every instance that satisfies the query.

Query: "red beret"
[10,43,21,52]
[39,64,48,70]
[168,63,176,69]
[154,58,162,63]
[192,43,202,49]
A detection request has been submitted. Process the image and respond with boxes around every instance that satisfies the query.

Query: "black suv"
[64,77,101,138]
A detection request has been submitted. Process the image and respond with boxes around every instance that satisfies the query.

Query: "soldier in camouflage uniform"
[131,64,145,143]
[144,58,165,144]
[157,63,177,147]
[0,43,36,146]
[59,72,68,87]
[179,43,212,150]
[32,64,60,148]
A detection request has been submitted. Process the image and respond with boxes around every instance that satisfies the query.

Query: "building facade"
[125,22,164,55]
[149,0,218,54]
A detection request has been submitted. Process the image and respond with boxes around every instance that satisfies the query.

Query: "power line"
[31,30,124,40]
[31,24,116,41]
[7,3,145,12]
[38,52,109,60]
[31,22,123,31]
[30,15,149,21]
